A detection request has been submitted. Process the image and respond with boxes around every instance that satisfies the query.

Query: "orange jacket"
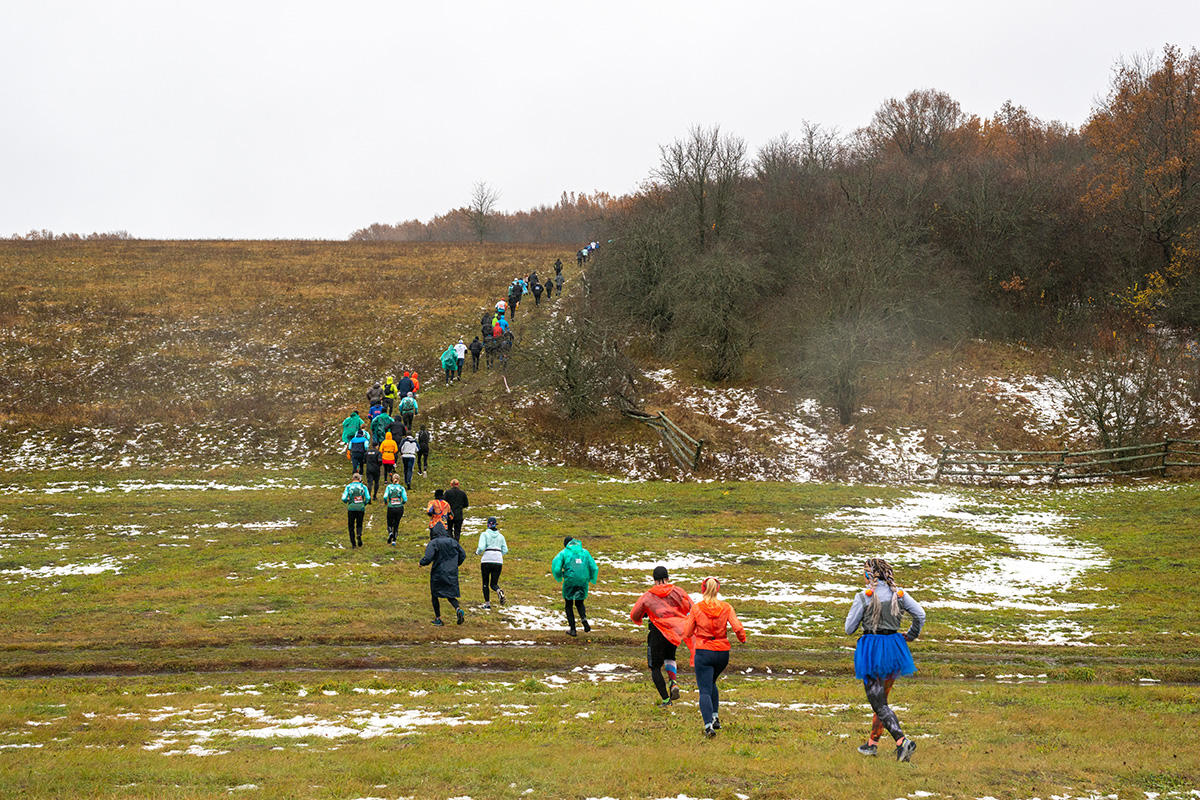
[630,583,693,646]
[411,373,421,393]
[682,600,746,664]
[379,433,398,465]
[425,498,450,528]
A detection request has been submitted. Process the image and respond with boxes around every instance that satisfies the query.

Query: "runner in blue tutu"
[844,557,926,762]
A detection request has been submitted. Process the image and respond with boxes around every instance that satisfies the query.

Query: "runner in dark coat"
[419,524,467,625]
[468,337,483,372]
[443,478,469,541]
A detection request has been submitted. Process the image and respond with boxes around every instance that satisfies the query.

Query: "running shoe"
[704,724,717,739]
[482,603,491,610]
[895,738,916,762]
[711,715,720,730]
[567,628,577,637]
[456,608,465,625]
[581,619,591,633]
[657,699,672,708]
[498,588,506,606]
[669,680,680,701]
[857,743,878,756]
[432,618,444,626]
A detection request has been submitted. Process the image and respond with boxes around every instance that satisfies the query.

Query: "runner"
[845,558,925,762]
[419,521,466,626]
[551,536,598,636]
[475,516,508,609]
[630,566,693,706]
[681,576,746,738]
[340,472,371,549]
[443,478,468,541]
[382,473,407,546]
[425,489,452,531]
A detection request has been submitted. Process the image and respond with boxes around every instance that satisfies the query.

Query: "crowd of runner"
[332,245,925,758]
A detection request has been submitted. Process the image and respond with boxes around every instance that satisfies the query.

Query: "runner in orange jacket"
[630,565,693,706]
[681,576,746,738]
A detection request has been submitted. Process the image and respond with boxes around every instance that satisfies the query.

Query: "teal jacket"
[370,412,394,443]
[551,540,598,601]
[341,481,371,511]
[342,413,363,443]
[398,396,418,415]
[383,483,408,509]
[440,346,458,370]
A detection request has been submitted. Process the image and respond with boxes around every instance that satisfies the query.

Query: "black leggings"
[347,509,364,546]
[386,506,404,541]
[565,598,587,629]
[864,675,904,741]
[481,562,502,602]
[431,591,460,619]
[647,624,678,700]
[417,448,429,473]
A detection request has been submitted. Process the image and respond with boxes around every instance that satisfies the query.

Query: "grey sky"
[2,1,1196,240]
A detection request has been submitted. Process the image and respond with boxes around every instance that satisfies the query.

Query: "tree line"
[349,190,623,244]
[585,44,1200,429]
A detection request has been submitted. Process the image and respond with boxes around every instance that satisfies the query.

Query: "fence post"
[934,446,948,481]
[1051,449,1068,482]
[1162,439,1172,478]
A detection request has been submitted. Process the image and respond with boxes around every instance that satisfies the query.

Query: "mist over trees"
[586,45,1200,425]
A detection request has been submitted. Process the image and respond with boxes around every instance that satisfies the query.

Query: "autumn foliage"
[582,45,1200,421]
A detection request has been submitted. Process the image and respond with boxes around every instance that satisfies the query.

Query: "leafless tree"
[464,181,501,243]
[653,125,747,251]
[1058,328,1182,449]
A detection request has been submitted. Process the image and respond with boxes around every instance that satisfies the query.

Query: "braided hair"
[863,558,903,631]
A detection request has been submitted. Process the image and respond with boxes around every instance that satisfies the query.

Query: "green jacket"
[551,540,598,601]
[398,396,418,415]
[440,346,458,370]
[342,413,364,443]
[383,483,408,508]
[370,412,394,443]
[341,481,371,511]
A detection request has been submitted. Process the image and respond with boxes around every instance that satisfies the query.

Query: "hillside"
[2,241,1198,798]
[1,240,1195,483]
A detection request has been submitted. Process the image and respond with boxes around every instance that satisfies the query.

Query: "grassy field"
[0,242,1197,799]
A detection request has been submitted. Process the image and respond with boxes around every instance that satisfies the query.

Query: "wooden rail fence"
[934,439,1200,482]
[622,405,705,473]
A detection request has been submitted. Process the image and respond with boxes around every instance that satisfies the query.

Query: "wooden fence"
[934,439,1200,483]
[622,405,705,473]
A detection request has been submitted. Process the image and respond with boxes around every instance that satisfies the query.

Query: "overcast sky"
[2,1,1197,240]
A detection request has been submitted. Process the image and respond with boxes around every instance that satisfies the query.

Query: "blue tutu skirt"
[854,633,917,681]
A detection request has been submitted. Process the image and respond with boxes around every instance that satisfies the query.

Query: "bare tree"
[464,181,501,243]
[1059,328,1182,449]
[653,125,747,251]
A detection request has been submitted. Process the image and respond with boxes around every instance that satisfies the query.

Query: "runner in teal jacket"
[551,537,598,636]
[341,475,371,549]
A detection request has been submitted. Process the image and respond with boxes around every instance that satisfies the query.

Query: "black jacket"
[397,377,415,396]
[443,486,468,520]
[468,339,482,355]
[420,528,466,598]
[364,450,383,475]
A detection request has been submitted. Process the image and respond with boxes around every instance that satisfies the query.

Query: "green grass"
[0,671,1195,799]
[1,241,1198,797]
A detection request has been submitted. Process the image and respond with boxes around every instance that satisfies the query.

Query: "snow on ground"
[140,705,492,755]
[648,368,940,482]
[594,490,1111,646]
[0,555,127,581]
